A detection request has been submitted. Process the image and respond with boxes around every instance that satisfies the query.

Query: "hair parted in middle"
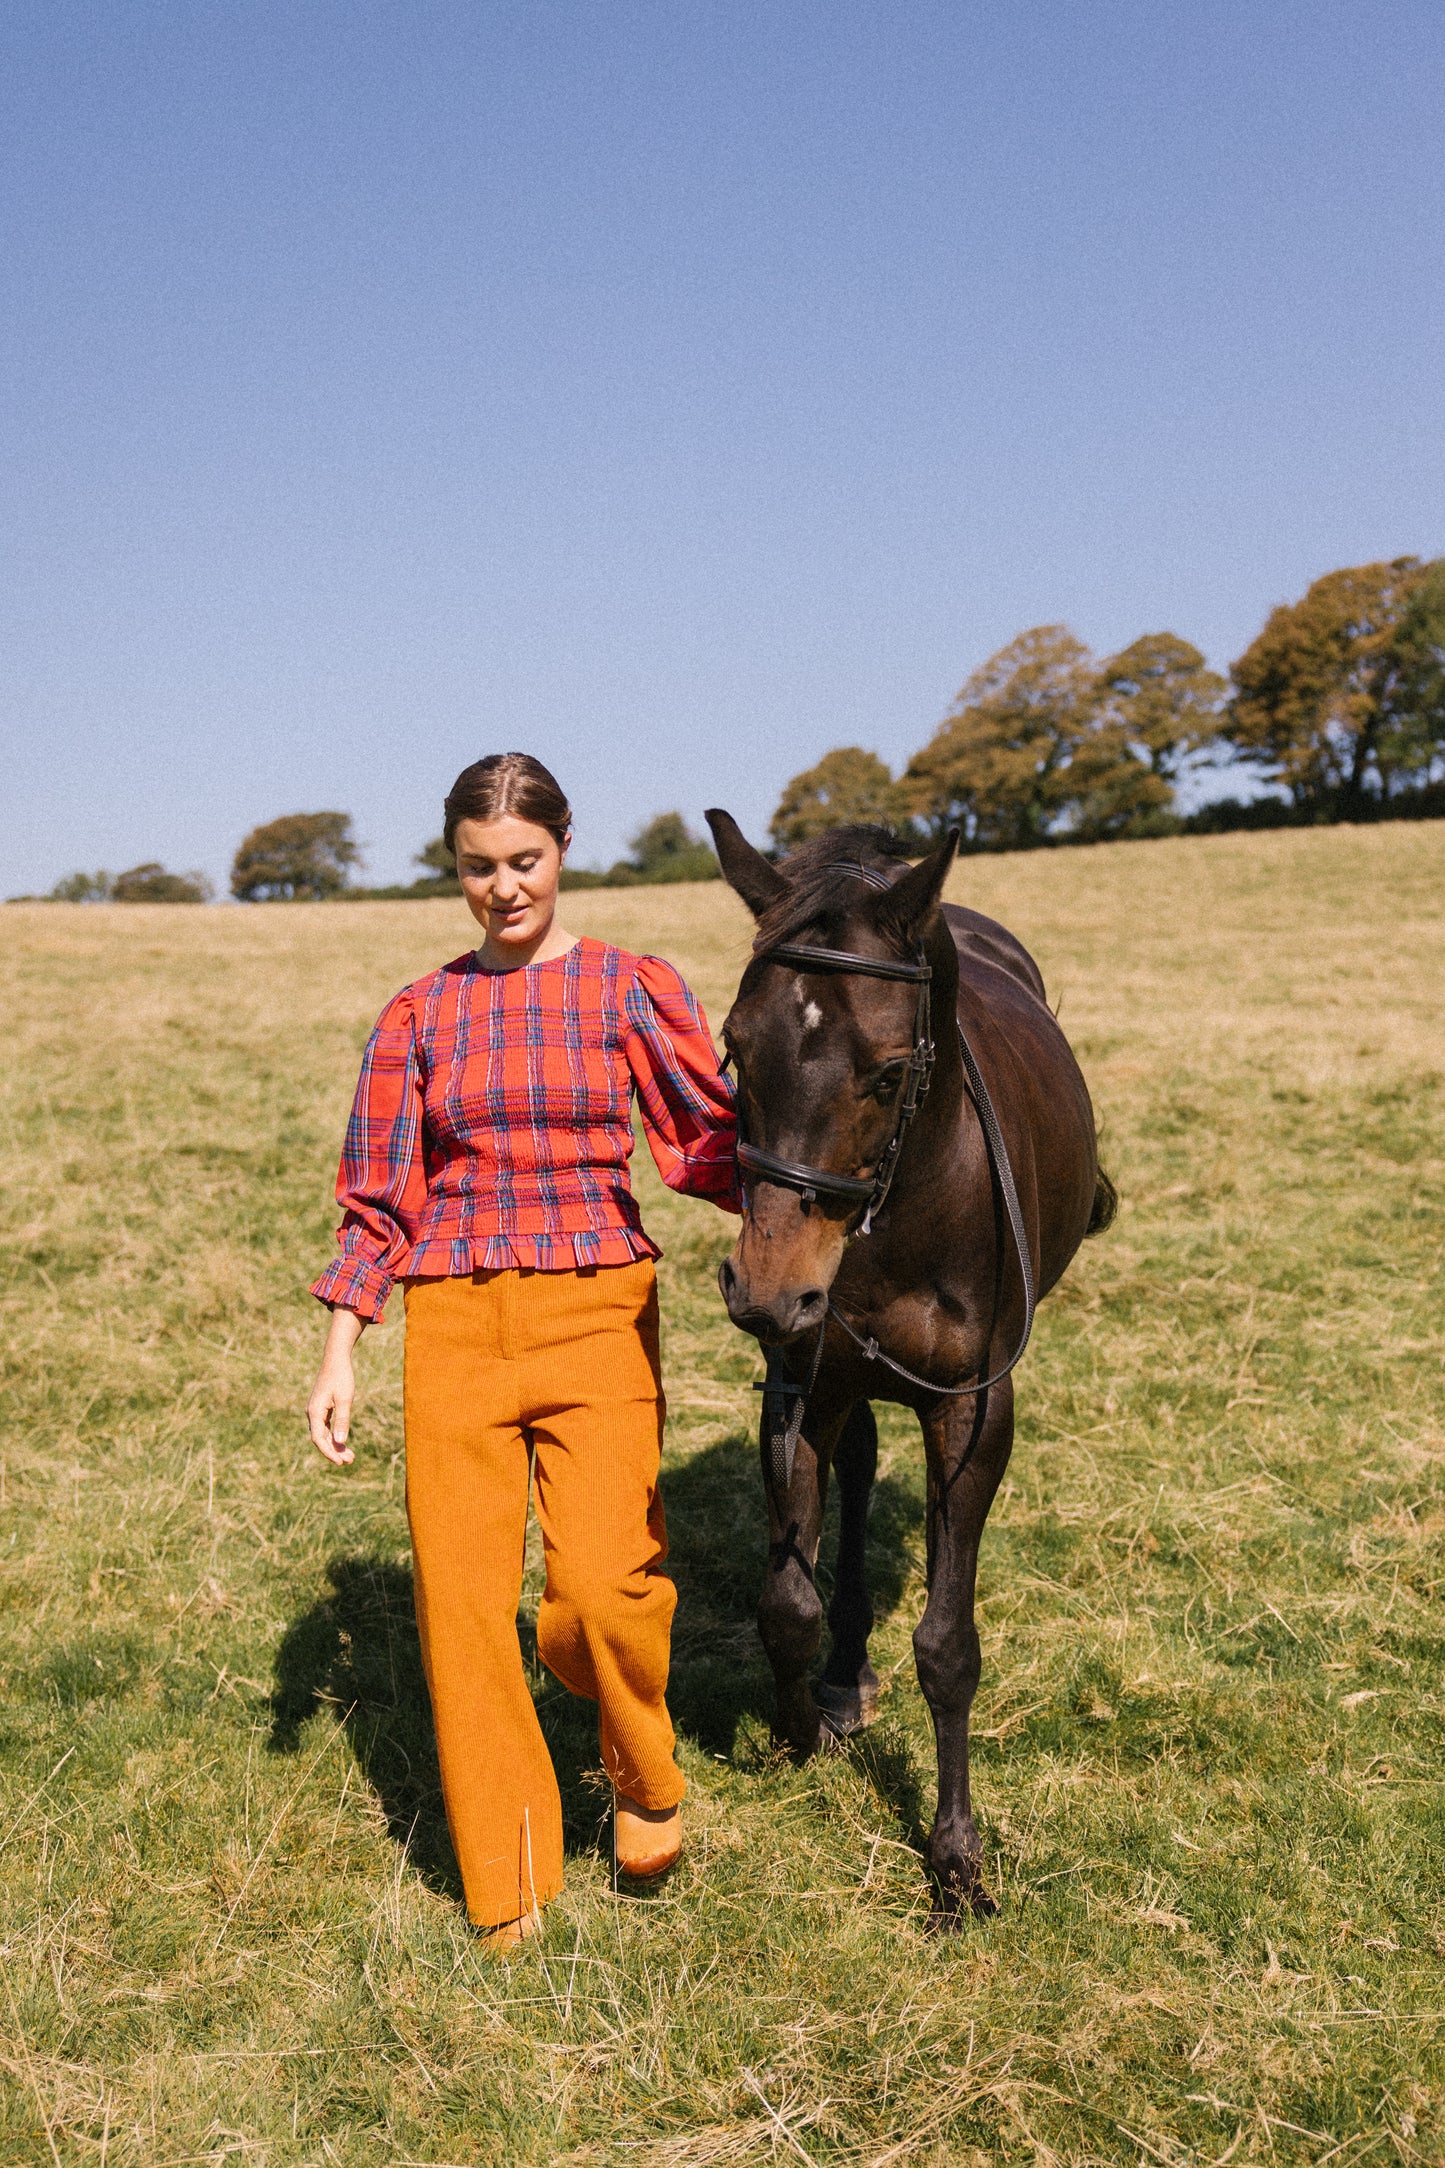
[443,753,573,855]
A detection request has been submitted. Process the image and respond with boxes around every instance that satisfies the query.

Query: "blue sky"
[3,1,1442,893]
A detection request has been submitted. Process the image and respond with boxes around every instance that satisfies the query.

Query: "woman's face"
[453,814,568,950]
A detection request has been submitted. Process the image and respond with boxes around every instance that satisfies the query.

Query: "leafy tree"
[1227,558,1445,810]
[902,626,1099,848]
[403,837,462,893]
[554,813,719,890]
[415,836,456,877]
[1053,633,1228,841]
[112,863,212,903]
[770,748,909,851]
[231,813,361,901]
[900,625,1224,849]
[624,813,718,884]
[1384,558,1445,781]
[1059,724,1177,842]
[49,870,114,903]
[1095,634,1227,781]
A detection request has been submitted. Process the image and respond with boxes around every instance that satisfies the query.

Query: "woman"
[305,752,738,1951]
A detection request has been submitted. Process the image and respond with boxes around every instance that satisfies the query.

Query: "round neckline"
[471,934,584,978]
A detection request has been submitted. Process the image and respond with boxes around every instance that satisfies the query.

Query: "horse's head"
[706,811,958,1344]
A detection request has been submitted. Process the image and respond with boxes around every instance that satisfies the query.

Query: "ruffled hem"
[407,1226,661,1275]
[310,1225,664,1323]
[311,1254,393,1321]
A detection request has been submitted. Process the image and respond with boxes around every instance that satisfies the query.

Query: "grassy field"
[1,824,1443,2166]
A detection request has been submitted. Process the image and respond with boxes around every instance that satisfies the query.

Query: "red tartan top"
[310,937,740,1321]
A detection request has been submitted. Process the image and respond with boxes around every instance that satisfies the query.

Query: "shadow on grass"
[268,1418,926,1897]
[662,1428,923,1760]
[267,1559,613,1905]
[268,1554,461,1902]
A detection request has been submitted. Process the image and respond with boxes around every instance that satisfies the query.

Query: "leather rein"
[735,862,1038,1487]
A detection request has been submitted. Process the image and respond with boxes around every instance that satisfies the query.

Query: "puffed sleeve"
[310,987,429,1320]
[622,955,741,1212]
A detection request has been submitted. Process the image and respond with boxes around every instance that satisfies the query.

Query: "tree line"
[10,807,722,905]
[16,863,216,904]
[315,809,722,903]
[14,554,1442,903]
[772,555,1445,851]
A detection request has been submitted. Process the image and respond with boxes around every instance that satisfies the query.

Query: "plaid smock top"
[310,938,740,1321]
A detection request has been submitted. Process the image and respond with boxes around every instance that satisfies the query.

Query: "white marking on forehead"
[802,998,823,1032]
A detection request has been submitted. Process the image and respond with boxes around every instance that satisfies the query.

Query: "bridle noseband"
[733,863,935,1239]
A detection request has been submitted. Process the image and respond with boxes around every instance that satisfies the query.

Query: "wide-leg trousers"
[402,1260,685,1929]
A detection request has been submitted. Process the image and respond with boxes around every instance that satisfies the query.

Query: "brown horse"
[704,813,1115,1922]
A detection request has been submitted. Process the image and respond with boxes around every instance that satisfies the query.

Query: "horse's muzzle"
[717,1255,828,1342]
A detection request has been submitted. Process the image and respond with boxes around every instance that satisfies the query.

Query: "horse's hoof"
[928,1866,998,1928]
[771,1718,824,1762]
[814,1679,880,1740]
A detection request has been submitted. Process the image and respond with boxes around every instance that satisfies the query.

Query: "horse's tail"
[1086,1162,1119,1237]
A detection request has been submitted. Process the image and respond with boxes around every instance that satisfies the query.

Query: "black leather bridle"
[733,863,935,1240]
[732,861,1039,1492]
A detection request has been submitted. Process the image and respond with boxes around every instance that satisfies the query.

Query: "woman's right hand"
[307,1307,366,1466]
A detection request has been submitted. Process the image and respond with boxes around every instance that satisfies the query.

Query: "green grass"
[1,824,1443,2165]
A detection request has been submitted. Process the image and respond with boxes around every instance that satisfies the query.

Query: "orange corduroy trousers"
[402,1261,685,1929]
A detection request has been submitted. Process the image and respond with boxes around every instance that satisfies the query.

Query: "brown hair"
[442,753,573,855]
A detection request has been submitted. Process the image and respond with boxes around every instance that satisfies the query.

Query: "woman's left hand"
[306,1307,366,1465]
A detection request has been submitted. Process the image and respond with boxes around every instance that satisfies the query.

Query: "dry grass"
[1,824,1442,2164]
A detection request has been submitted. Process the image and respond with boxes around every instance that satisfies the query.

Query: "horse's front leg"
[816,1399,880,1739]
[757,1391,850,1759]
[913,1377,1014,1923]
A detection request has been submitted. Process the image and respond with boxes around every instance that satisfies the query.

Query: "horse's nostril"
[795,1286,827,1327]
[717,1256,737,1303]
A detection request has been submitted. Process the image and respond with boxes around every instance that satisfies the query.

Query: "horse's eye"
[873,1065,906,1105]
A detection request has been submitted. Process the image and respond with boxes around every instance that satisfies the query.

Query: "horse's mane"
[751,825,913,955]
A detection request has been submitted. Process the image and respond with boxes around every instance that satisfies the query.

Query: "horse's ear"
[705,810,787,919]
[875,830,959,939]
